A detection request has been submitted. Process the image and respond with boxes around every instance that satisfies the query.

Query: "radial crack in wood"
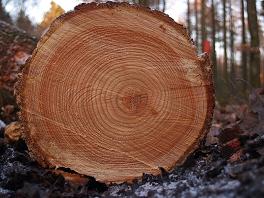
[16,2,214,183]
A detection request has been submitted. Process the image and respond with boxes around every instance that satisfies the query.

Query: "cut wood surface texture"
[16,2,214,183]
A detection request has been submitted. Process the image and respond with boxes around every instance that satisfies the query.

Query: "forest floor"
[1,88,264,198]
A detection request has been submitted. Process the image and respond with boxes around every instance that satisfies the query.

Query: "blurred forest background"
[0,0,264,104]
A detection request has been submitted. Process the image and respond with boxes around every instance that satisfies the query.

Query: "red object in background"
[203,40,211,54]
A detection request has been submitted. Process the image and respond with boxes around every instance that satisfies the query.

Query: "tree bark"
[195,0,199,52]
[211,0,217,83]
[187,0,191,36]
[16,2,214,183]
[241,0,248,86]
[262,1,264,16]
[246,0,260,87]
[222,0,228,80]
[162,0,166,12]
[201,0,207,52]
[229,0,235,79]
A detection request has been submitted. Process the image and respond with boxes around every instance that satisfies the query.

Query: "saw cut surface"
[17,2,214,182]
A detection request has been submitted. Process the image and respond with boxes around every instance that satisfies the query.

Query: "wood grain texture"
[16,2,214,183]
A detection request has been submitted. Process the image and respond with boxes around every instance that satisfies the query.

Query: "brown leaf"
[4,122,23,142]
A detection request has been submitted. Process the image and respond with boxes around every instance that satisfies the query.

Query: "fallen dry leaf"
[4,121,23,142]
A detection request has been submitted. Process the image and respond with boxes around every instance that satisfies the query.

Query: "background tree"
[15,9,34,35]
[194,0,199,52]
[40,1,64,28]
[211,0,217,82]
[222,0,228,81]
[187,0,191,36]
[261,0,264,16]
[228,0,235,79]
[241,0,248,87]
[246,0,260,87]
[201,0,206,52]
[161,0,165,12]
[0,0,12,23]
[35,1,64,37]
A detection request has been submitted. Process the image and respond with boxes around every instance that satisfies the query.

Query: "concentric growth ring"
[17,2,214,183]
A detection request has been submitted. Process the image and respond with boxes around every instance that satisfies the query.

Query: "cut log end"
[16,2,214,183]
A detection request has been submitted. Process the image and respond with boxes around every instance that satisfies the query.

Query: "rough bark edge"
[14,2,215,183]
[156,53,215,181]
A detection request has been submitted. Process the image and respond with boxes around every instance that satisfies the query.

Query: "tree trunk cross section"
[16,2,214,183]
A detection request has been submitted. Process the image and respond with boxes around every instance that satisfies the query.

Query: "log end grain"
[16,2,215,183]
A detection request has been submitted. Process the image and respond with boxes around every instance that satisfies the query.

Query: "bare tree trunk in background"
[0,0,2,14]
[246,0,260,87]
[187,0,191,36]
[261,0,264,16]
[241,0,248,87]
[0,0,3,20]
[201,0,206,52]
[195,0,199,52]
[223,0,228,80]
[211,0,217,83]
[162,0,165,12]
[157,0,160,10]
[229,0,235,79]
[152,0,158,10]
